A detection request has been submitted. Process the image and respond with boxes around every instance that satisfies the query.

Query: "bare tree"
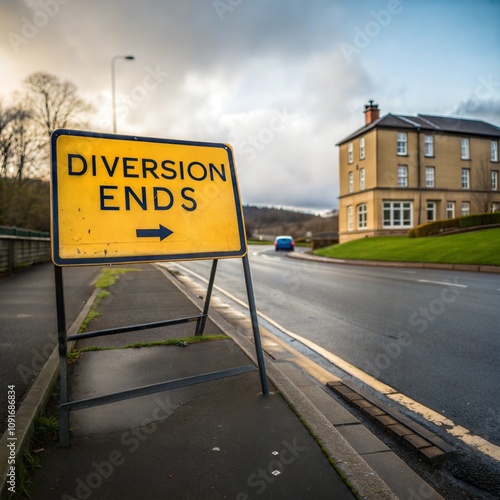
[23,72,92,140]
[0,99,42,180]
[0,100,42,227]
[471,155,495,213]
[19,72,92,179]
[0,99,18,178]
[10,103,41,180]
[0,73,92,229]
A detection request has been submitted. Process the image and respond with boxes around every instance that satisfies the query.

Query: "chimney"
[364,100,380,125]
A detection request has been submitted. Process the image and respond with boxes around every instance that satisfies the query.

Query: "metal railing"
[0,227,51,272]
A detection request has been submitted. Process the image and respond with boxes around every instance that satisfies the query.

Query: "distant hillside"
[243,205,338,239]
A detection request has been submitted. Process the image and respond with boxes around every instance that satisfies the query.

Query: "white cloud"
[1,0,499,210]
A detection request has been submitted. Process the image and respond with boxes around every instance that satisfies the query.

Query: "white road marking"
[417,279,467,288]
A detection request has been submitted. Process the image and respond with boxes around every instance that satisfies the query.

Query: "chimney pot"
[364,101,380,125]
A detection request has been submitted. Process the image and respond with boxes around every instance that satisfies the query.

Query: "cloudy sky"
[1,0,499,211]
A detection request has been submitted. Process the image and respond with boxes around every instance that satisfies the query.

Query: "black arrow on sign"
[136,224,173,241]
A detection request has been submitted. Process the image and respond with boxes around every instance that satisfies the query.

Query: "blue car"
[274,236,294,251]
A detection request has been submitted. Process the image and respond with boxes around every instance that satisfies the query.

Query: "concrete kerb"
[0,287,100,498]
[157,264,398,500]
[241,337,398,500]
[287,251,500,273]
[326,380,455,464]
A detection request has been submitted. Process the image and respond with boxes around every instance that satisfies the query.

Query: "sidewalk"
[19,262,440,499]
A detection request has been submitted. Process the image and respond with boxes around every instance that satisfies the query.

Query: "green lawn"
[314,228,500,266]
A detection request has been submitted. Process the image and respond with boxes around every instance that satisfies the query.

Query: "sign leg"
[242,255,269,395]
[195,259,218,336]
[54,265,70,447]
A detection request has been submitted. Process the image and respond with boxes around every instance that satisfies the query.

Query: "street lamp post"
[111,55,135,134]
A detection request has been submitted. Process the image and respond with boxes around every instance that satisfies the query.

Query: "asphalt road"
[2,253,498,449]
[0,263,100,436]
[174,245,500,447]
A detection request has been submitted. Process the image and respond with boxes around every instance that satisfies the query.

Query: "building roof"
[336,113,500,145]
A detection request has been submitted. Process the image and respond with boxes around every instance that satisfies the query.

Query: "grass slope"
[314,228,500,266]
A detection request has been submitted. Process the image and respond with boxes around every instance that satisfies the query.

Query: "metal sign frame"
[51,130,269,447]
[55,258,269,447]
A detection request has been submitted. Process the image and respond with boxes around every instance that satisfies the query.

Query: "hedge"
[408,212,500,237]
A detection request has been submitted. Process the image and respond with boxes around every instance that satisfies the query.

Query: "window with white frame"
[348,171,354,193]
[461,201,470,216]
[461,168,470,189]
[424,135,434,157]
[359,137,365,160]
[359,168,365,190]
[461,138,470,160]
[347,205,353,231]
[383,201,412,227]
[397,165,408,187]
[348,143,353,164]
[426,167,435,188]
[357,204,367,228]
[492,170,498,191]
[397,132,407,155]
[426,201,436,222]
[492,202,500,213]
[491,141,499,162]
[446,201,455,219]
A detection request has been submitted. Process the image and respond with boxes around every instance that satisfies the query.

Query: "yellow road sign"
[51,130,247,265]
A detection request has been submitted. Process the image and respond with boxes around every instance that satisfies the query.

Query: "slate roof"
[337,113,500,145]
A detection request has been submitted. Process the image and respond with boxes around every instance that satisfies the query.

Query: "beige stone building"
[336,102,500,242]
